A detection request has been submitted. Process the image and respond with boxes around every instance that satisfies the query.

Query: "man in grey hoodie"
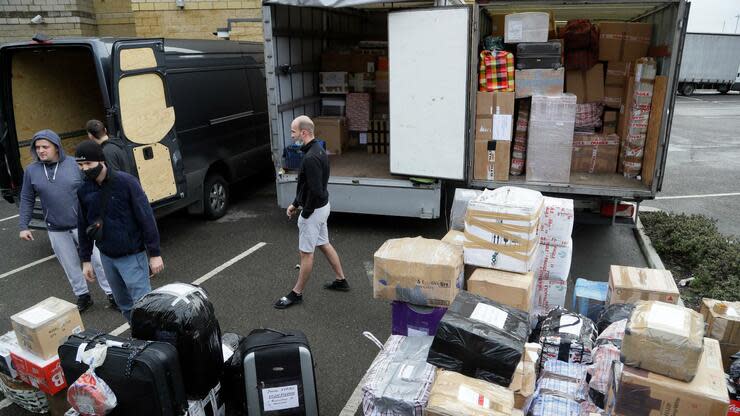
[18,129,117,312]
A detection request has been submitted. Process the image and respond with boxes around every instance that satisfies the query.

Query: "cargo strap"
[125,341,153,378]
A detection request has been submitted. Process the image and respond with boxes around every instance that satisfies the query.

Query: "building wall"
[131,0,262,41]
[0,0,263,44]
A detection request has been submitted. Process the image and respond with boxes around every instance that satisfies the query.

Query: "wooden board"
[641,76,668,187]
[120,48,157,72]
[119,73,175,145]
[11,48,105,166]
[617,76,635,174]
[328,148,398,179]
[133,143,176,203]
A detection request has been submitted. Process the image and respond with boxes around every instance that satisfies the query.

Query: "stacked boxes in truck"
[0,39,271,222]
[262,0,688,219]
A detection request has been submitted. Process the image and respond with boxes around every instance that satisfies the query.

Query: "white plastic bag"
[67,343,117,415]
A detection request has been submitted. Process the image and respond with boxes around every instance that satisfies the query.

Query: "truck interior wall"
[10,48,105,168]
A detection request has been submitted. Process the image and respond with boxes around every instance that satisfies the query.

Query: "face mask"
[84,164,103,180]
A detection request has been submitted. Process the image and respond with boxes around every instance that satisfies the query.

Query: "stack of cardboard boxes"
[0,297,84,414]
[474,92,515,182]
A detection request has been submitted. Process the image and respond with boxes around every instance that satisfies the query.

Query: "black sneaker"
[274,291,303,309]
[107,294,119,311]
[76,294,93,312]
[323,279,350,292]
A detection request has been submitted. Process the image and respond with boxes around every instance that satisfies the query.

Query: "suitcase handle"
[262,328,289,337]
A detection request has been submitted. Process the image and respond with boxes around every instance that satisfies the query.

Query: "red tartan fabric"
[575,103,604,129]
[479,50,515,92]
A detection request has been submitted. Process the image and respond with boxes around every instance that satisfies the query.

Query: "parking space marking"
[108,242,267,336]
[0,399,11,410]
[0,255,56,280]
[0,215,18,223]
[656,192,740,200]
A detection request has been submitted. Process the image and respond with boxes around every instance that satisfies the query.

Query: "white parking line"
[0,214,18,222]
[108,242,267,336]
[655,192,740,200]
[0,398,12,410]
[0,255,56,280]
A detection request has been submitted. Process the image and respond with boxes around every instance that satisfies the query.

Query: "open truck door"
[388,7,471,180]
[111,39,186,206]
[0,111,13,203]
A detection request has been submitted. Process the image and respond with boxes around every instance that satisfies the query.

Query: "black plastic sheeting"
[221,333,248,416]
[730,352,740,400]
[131,283,223,399]
[426,291,530,387]
[596,303,635,334]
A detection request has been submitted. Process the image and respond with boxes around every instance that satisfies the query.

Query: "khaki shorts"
[298,203,330,253]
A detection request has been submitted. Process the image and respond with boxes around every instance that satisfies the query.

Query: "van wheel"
[681,83,695,96]
[204,174,229,220]
[718,84,730,94]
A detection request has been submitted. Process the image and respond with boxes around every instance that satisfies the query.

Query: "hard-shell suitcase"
[243,329,319,416]
[58,330,188,416]
[516,42,562,70]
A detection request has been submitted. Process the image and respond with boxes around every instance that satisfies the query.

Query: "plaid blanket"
[479,50,514,92]
[575,103,604,130]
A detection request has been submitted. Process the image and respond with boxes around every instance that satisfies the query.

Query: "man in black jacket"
[85,119,130,173]
[275,116,348,309]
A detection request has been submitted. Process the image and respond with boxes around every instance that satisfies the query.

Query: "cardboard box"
[0,332,19,379]
[474,140,510,182]
[349,72,375,93]
[505,12,549,44]
[604,86,624,109]
[11,297,84,360]
[538,196,574,248]
[535,278,568,314]
[603,110,618,134]
[313,116,348,156]
[566,64,605,104]
[527,94,576,183]
[622,301,705,381]
[321,51,352,72]
[534,240,573,282]
[606,61,633,87]
[515,68,565,99]
[46,389,71,416]
[426,369,516,416]
[599,22,653,62]
[350,53,377,73]
[374,237,464,307]
[490,14,506,37]
[475,118,493,141]
[319,71,348,94]
[509,343,540,401]
[608,338,729,416]
[442,230,466,247]
[10,348,66,395]
[608,265,679,305]
[476,91,515,118]
[468,269,535,313]
[571,132,620,174]
[701,298,740,345]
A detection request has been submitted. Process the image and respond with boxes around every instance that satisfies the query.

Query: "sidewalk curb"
[635,216,666,270]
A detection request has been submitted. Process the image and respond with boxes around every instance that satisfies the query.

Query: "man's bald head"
[291,115,315,143]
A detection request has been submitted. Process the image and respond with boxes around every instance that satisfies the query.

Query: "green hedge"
[641,211,739,305]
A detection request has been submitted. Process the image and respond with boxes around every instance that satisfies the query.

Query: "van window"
[167,68,254,132]
[119,73,175,145]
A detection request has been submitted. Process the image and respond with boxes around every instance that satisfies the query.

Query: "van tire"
[204,174,229,220]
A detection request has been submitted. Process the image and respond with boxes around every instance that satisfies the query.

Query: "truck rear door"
[111,39,186,205]
[388,7,471,180]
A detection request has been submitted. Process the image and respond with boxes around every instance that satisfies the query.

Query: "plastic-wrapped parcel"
[361,335,436,416]
[450,188,482,231]
[596,303,635,334]
[425,369,516,416]
[131,283,223,398]
[427,291,530,387]
[538,307,597,370]
[621,300,705,382]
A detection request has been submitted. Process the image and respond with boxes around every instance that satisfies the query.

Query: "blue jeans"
[100,251,152,322]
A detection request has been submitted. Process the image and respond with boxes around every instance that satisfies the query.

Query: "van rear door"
[111,39,186,205]
[388,7,471,180]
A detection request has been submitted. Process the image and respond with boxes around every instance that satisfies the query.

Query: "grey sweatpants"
[48,229,111,297]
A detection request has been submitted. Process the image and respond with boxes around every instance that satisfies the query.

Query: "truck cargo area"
[2,46,105,168]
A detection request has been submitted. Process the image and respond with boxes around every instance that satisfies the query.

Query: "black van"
[0,37,271,222]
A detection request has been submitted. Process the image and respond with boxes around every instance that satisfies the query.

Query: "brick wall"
[0,0,99,44]
[94,0,135,36]
[131,0,262,41]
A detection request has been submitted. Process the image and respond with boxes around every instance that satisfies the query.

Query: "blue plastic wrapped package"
[572,278,609,322]
[131,283,223,399]
[391,302,447,337]
[361,336,436,416]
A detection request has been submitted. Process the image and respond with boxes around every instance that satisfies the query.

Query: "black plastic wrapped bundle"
[131,282,223,398]
[538,307,597,371]
[221,333,248,416]
[426,291,530,387]
[595,303,635,334]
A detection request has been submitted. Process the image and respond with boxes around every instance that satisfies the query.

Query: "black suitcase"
[516,41,562,70]
[243,329,319,416]
[221,333,249,415]
[59,330,188,416]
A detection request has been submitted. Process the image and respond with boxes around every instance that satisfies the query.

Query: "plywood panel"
[119,73,175,145]
[133,143,176,203]
[642,76,668,187]
[11,48,105,143]
[120,48,157,71]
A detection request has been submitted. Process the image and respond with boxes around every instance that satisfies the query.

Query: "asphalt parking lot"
[643,92,740,236]
[5,93,738,415]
